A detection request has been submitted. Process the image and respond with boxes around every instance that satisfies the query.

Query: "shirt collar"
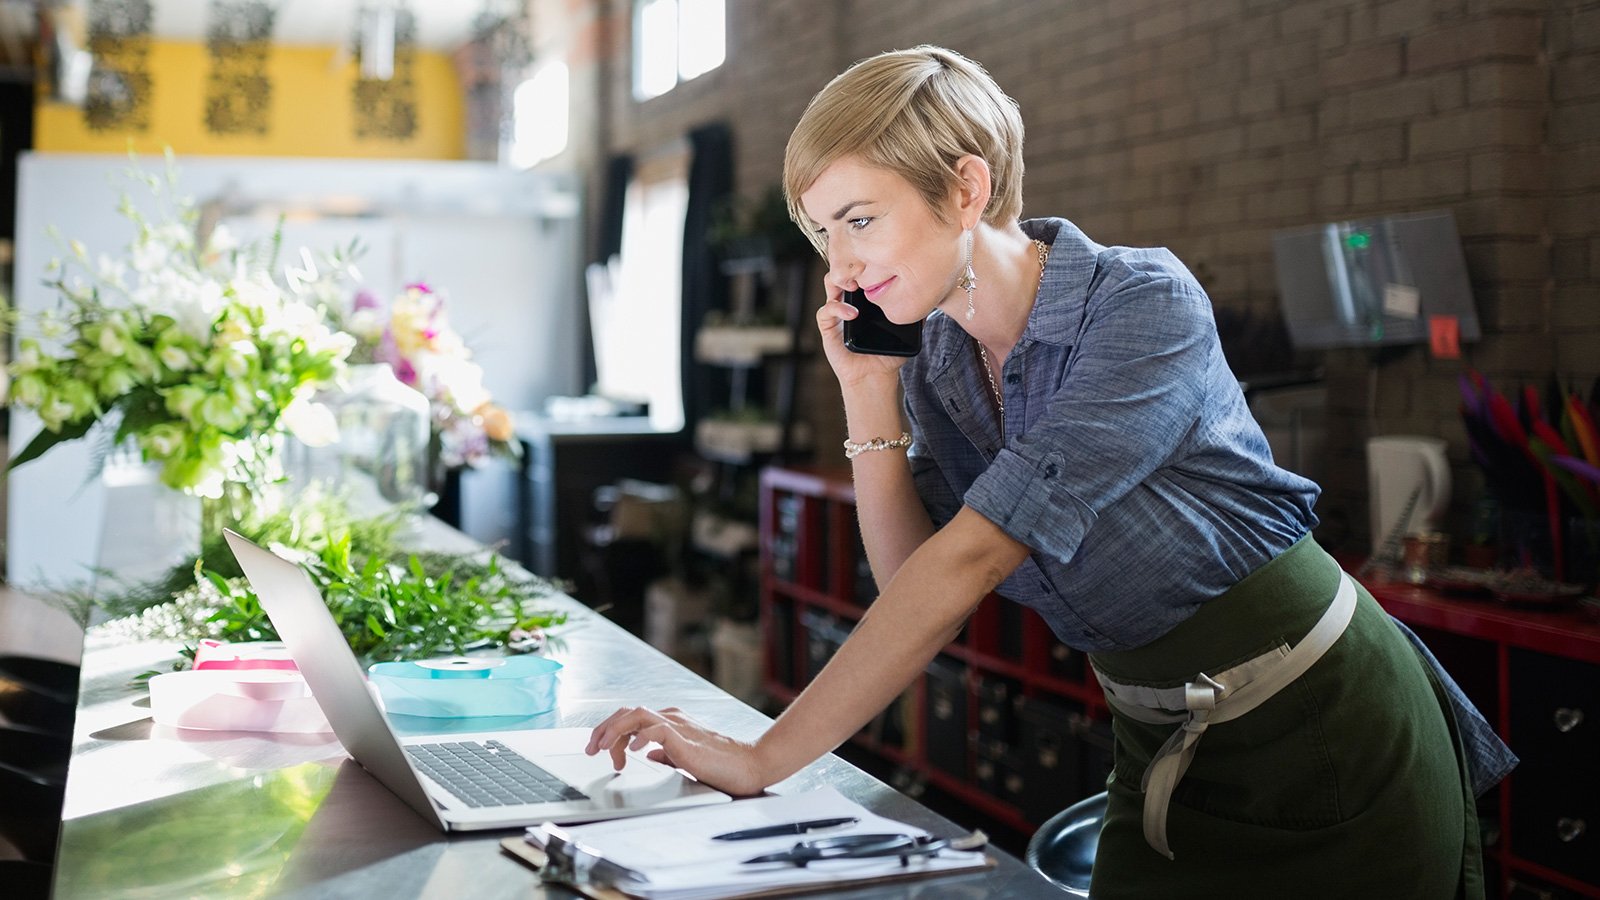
[922,216,1104,378]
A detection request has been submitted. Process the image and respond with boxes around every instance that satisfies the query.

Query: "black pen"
[711,816,860,841]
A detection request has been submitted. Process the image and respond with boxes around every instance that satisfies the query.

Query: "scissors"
[740,830,988,868]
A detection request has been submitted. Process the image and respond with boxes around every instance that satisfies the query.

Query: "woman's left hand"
[585,706,768,797]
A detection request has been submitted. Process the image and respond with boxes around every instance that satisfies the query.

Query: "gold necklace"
[976,238,1050,431]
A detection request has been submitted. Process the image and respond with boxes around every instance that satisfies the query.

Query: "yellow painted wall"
[35,41,465,159]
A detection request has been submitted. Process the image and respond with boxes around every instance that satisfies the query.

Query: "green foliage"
[93,487,408,621]
[78,488,570,668]
[193,533,567,666]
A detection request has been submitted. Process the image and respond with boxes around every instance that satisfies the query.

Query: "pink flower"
[405,281,433,294]
[352,289,381,311]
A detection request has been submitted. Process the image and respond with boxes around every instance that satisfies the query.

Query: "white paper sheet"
[525,787,988,899]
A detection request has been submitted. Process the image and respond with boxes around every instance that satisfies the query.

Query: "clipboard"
[501,837,631,900]
[499,835,997,900]
[495,787,997,899]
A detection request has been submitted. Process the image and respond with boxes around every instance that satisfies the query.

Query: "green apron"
[1085,536,1483,899]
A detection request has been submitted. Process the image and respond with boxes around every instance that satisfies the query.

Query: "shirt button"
[1006,373,1021,385]
[1044,463,1059,478]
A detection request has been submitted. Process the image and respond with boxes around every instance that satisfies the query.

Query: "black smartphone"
[842,289,923,357]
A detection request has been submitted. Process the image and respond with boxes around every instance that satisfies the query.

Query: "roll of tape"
[149,670,331,733]
[368,655,562,718]
[414,657,505,679]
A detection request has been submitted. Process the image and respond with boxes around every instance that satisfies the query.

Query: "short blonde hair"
[783,45,1025,255]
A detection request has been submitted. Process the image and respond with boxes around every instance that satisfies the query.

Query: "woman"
[587,45,1513,898]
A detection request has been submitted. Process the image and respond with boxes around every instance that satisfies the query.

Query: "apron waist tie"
[1091,572,1359,860]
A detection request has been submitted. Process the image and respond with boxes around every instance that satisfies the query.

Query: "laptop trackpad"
[541,752,690,805]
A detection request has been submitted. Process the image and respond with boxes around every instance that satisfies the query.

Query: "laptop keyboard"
[406,739,590,808]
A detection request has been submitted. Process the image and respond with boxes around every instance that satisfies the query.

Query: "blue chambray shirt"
[902,217,1320,652]
[900,216,1515,795]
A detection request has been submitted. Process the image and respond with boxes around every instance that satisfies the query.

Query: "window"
[592,145,690,431]
[632,0,725,101]
[509,60,569,169]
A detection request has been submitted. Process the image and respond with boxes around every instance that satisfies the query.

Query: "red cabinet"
[758,465,1109,838]
[1359,573,1600,898]
[759,463,1600,897]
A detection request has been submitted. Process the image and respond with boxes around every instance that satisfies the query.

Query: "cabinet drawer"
[771,493,804,584]
[1016,695,1091,825]
[863,688,911,751]
[800,611,849,685]
[1510,649,1599,763]
[924,656,969,780]
[974,673,1021,750]
[1081,718,1114,796]
[1046,640,1085,683]
[972,738,1027,811]
[1508,649,1599,885]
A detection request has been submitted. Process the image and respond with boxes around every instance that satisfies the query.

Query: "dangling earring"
[959,230,978,320]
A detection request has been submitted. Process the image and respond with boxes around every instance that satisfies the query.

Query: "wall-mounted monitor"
[1271,209,1481,350]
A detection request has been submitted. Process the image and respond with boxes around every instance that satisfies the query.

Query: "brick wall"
[560,0,1600,556]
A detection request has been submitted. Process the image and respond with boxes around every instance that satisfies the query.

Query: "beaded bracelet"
[842,431,913,460]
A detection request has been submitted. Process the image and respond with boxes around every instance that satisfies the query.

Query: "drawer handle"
[1556,817,1586,843]
[1553,707,1584,733]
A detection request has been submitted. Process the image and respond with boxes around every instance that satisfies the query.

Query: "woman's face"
[799,156,964,325]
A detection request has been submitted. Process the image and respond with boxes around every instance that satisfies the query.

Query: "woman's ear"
[952,155,993,230]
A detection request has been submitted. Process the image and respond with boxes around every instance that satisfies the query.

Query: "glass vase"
[294,363,433,513]
[198,432,287,539]
[199,479,256,538]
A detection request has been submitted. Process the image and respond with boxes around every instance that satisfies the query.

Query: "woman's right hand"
[585,705,769,797]
[816,284,911,390]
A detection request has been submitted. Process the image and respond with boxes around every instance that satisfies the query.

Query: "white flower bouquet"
[4,160,356,501]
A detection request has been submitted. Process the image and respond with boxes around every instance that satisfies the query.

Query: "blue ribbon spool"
[415,657,502,679]
[368,655,562,718]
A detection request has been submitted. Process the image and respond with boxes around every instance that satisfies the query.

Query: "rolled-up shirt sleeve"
[964,272,1214,564]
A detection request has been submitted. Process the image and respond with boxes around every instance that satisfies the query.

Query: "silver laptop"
[223,529,731,832]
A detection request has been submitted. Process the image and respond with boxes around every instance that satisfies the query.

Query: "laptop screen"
[223,530,447,828]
